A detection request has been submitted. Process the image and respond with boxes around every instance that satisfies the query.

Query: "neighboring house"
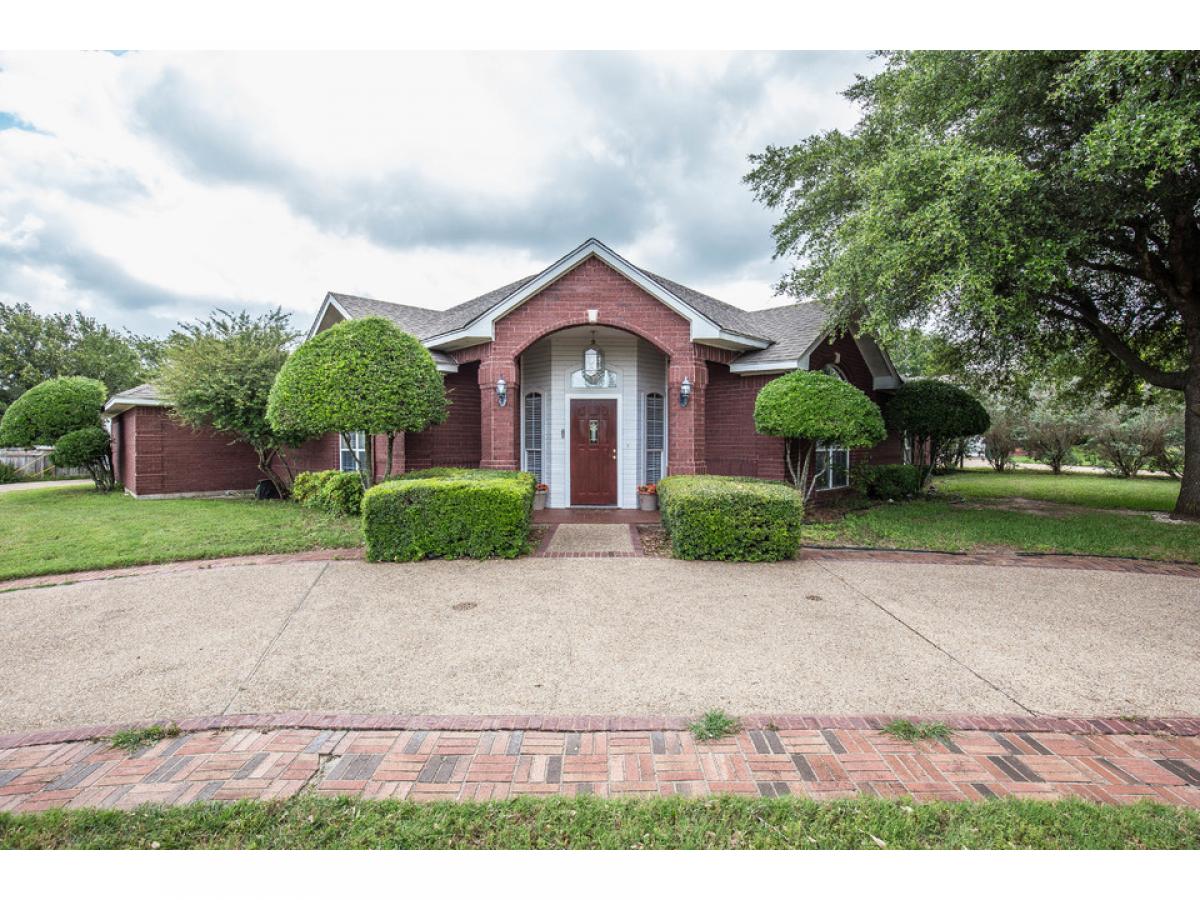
[106,238,904,504]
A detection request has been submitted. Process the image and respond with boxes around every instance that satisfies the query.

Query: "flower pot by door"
[533,492,548,510]
[638,492,658,511]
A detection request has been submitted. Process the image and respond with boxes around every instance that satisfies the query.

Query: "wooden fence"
[0,447,88,479]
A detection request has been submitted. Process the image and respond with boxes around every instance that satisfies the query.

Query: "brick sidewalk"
[3,722,1199,812]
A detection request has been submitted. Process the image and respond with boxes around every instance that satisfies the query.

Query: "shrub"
[853,463,923,501]
[1024,416,1091,475]
[657,475,804,562]
[362,468,535,561]
[50,426,115,491]
[982,410,1023,472]
[884,380,990,486]
[0,462,23,484]
[290,469,364,516]
[754,370,886,497]
[0,376,106,447]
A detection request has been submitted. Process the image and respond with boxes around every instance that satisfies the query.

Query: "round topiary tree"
[50,426,115,491]
[0,376,107,447]
[754,370,887,499]
[0,376,113,491]
[883,380,990,486]
[266,317,448,487]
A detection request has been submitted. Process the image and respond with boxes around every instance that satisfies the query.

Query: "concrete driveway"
[1,558,1197,732]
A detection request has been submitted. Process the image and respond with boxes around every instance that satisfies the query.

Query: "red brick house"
[106,238,904,504]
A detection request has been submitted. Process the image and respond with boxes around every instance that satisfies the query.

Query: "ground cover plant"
[882,720,954,743]
[2,795,1197,849]
[110,724,181,753]
[804,499,1200,564]
[935,469,1179,512]
[689,710,740,741]
[0,484,362,582]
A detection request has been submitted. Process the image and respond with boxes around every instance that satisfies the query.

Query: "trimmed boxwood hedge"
[658,475,804,562]
[363,468,535,561]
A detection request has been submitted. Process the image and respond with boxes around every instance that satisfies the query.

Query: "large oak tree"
[746,51,1200,519]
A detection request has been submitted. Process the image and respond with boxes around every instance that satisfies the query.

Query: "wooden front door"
[570,399,617,505]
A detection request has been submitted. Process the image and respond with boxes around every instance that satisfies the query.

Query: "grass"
[933,469,1179,512]
[689,709,740,741]
[1,795,1197,849]
[882,719,954,743]
[110,724,181,753]
[0,484,363,582]
[805,498,1200,564]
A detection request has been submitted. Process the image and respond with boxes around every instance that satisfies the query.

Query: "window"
[813,441,850,491]
[523,392,543,482]
[340,431,366,472]
[902,433,913,465]
[644,392,664,484]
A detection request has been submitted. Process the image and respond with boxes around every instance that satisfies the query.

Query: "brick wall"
[405,363,482,470]
[115,407,263,495]
[704,364,786,480]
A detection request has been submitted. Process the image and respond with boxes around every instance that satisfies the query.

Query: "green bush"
[290,469,364,516]
[658,475,804,562]
[0,462,23,484]
[853,463,923,501]
[362,468,535,561]
[0,376,106,447]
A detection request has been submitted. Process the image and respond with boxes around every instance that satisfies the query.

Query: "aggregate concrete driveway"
[1,558,1198,733]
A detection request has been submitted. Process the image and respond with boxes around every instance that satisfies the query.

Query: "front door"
[570,399,617,505]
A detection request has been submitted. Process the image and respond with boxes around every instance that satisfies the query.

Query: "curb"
[4,711,1199,750]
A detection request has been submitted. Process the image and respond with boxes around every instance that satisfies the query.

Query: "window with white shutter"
[645,392,664,484]
[523,392,543,482]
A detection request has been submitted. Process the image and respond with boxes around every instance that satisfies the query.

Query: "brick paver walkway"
[3,718,1199,812]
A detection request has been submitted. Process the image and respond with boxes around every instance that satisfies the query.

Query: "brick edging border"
[4,711,1199,751]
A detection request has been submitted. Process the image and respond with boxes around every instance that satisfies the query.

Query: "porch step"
[541,524,639,558]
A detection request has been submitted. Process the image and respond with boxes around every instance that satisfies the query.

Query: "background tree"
[753,369,886,500]
[0,303,161,416]
[883,380,990,486]
[0,376,113,490]
[156,309,302,496]
[982,409,1023,472]
[266,317,447,489]
[746,51,1200,519]
[1025,415,1091,475]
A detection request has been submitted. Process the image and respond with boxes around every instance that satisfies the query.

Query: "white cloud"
[0,50,877,334]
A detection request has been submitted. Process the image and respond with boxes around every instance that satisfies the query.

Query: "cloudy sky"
[0,51,876,336]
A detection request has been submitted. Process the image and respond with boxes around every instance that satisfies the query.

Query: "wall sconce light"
[496,376,508,407]
[679,376,692,408]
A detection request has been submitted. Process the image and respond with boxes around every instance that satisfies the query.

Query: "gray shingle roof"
[734,301,831,364]
[325,244,834,364]
[111,382,162,403]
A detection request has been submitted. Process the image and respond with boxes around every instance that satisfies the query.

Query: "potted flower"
[637,483,658,511]
[533,483,549,510]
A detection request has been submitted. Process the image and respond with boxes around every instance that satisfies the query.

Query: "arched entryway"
[518,325,668,509]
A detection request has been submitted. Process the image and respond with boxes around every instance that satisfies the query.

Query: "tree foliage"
[156,309,301,495]
[267,317,448,487]
[0,376,107,447]
[883,380,990,485]
[754,369,886,495]
[0,303,160,416]
[50,426,115,491]
[746,50,1200,518]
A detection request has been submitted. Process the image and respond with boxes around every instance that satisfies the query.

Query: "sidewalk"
[3,719,1198,812]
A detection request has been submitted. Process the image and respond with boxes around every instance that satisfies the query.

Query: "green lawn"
[934,469,1179,512]
[0,485,363,582]
[1,795,1197,849]
[806,499,1200,563]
